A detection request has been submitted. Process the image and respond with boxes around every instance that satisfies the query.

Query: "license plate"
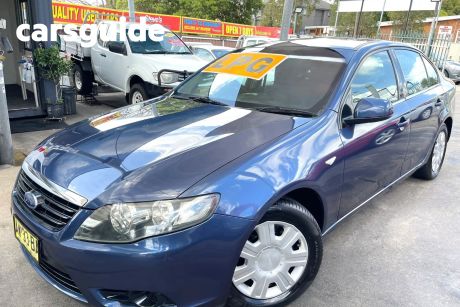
[13,216,39,262]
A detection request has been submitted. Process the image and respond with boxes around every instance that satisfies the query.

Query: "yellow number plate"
[13,216,39,262]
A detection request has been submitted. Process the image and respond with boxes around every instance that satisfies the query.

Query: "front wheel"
[227,198,323,306]
[129,83,148,104]
[413,124,448,180]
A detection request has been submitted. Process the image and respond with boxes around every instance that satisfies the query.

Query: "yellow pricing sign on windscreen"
[204,52,287,80]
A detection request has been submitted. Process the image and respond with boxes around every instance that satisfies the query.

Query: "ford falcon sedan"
[12,38,455,307]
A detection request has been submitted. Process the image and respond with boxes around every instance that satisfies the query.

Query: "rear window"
[176,42,346,115]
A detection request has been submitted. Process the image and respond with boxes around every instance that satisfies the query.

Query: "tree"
[440,0,460,16]
[387,11,431,34]
[114,0,263,24]
[329,1,381,37]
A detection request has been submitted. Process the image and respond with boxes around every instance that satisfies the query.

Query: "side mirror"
[108,41,127,55]
[344,97,393,126]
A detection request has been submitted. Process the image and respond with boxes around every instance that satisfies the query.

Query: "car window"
[211,49,231,59]
[350,51,399,104]
[422,57,439,87]
[194,48,215,62]
[394,50,431,95]
[177,49,346,115]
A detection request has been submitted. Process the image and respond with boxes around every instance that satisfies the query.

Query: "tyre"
[444,70,450,78]
[413,124,448,180]
[129,83,148,104]
[73,64,93,95]
[227,198,323,307]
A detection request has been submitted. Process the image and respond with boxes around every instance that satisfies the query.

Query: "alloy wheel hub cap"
[133,91,144,104]
[432,131,446,174]
[75,71,82,90]
[233,221,308,300]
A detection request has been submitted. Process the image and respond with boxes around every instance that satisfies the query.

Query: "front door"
[338,50,411,218]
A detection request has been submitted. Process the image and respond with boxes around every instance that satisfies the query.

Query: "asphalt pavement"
[0,87,459,307]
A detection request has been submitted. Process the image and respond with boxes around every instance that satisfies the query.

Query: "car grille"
[14,170,81,231]
[40,260,82,294]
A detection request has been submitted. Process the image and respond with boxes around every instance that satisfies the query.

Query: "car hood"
[135,53,207,72]
[24,97,302,208]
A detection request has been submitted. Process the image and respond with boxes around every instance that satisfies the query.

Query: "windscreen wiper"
[254,106,317,118]
[171,95,228,106]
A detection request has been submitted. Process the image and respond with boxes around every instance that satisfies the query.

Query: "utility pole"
[353,0,365,38]
[403,0,414,34]
[0,18,13,165]
[427,0,443,58]
[376,0,387,37]
[128,0,135,22]
[0,59,13,165]
[280,0,295,41]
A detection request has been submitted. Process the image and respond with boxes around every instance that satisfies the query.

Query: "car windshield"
[175,42,346,115]
[212,49,231,58]
[127,30,191,54]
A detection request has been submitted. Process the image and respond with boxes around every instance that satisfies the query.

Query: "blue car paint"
[12,39,455,306]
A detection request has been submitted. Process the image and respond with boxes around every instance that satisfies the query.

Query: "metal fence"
[378,31,452,71]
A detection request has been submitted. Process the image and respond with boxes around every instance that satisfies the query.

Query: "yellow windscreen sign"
[203,52,288,80]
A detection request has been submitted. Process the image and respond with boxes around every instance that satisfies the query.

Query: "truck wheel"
[129,83,148,104]
[73,65,92,95]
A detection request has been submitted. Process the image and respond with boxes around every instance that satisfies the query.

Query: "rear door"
[338,50,412,218]
[392,49,445,173]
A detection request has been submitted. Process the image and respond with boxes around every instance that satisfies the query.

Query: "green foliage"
[34,45,73,102]
[34,45,73,84]
[329,0,431,37]
[387,11,431,33]
[114,0,263,24]
[440,0,460,16]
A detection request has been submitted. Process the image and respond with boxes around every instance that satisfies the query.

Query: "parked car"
[235,35,278,48]
[60,19,207,105]
[187,42,235,62]
[12,38,455,307]
[443,60,460,82]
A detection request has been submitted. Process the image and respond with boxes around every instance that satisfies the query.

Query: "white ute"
[60,19,206,104]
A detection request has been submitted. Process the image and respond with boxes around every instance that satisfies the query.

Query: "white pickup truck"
[60,20,207,104]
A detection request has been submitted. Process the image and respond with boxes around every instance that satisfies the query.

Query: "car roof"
[251,37,413,61]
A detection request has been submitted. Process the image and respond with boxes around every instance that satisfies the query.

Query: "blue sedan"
[12,38,455,307]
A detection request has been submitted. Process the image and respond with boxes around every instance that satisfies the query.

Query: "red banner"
[255,26,285,38]
[52,1,181,32]
[51,2,288,38]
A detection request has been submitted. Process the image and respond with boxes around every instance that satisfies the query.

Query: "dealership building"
[0,0,57,119]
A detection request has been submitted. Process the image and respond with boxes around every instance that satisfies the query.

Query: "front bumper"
[12,196,254,306]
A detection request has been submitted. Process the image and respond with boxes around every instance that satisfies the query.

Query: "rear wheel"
[413,124,448,180]
[227,198,322,306]
[129,83,148,104]
[73,64,92,95]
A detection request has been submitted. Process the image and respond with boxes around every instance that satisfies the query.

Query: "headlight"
[153,72,179,85]
[74,194,219,243]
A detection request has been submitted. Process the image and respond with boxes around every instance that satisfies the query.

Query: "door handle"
[434,98,443,107]
[100,53,107,58]
[397,116,410,131]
